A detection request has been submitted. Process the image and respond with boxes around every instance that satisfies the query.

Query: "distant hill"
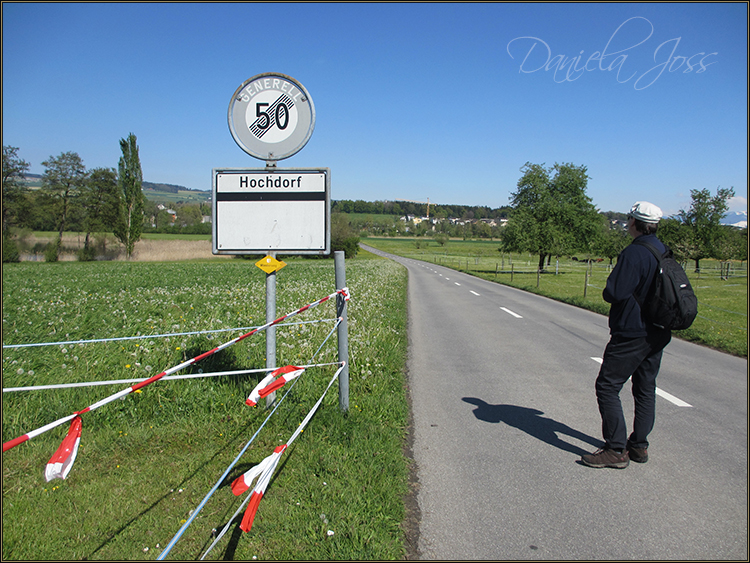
[142,181,209,194]
[142,182,210,204]
[22,175,209,203]
[21,173,42,188]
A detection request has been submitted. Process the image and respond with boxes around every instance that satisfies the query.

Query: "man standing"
[582,201,672,469]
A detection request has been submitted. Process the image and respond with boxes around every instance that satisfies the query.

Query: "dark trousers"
[595,331,671,450]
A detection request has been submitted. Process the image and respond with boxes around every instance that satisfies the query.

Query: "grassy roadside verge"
[362,236,747,358]
[2,255,410,560]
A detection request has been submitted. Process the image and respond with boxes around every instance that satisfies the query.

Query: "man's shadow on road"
[462,397,602,457]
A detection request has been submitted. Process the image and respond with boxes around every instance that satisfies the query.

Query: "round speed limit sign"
[228,73,316,162]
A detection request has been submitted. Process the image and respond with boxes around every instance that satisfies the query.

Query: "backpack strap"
[630,238,667,313]
[632,238,670,262]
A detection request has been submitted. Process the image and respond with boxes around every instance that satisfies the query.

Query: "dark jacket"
[603,234,666,337]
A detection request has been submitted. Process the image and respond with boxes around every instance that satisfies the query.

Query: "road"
[362,245,748,561]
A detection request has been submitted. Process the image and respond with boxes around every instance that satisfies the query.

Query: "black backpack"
[633,239,698,331]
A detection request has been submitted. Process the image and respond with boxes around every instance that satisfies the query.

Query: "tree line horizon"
[3,145,745,270]
[335,163,744,272]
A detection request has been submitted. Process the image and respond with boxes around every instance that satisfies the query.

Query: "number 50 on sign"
[228,73,316,162]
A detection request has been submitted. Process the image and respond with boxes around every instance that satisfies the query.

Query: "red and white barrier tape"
[3,318,335,350]
[44,415,82,482]
[245,365,306,407]
[164,317,346,560]
[3,288,350,483]
[229,361,345,533]
[3,363,341,393]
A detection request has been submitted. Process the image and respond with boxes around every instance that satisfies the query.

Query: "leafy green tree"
[2,145,30,235]
[155,209,173,230]
[42,151,87,260]
[141,199,160,231]
[25,191,60,231]
[657,217,696,265]
[80,167,120,259]
[732,228,747,263]
[331,212,360,258]
[434,233,449,246]
[501,162,600,270]
[678,187,735,272]
[712,225,747,261]
[473,221,492,239]
[114,133,145,258]
[176,203,202,227]
[595,217,629,265]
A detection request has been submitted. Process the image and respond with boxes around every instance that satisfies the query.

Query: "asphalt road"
[362,245,748,561]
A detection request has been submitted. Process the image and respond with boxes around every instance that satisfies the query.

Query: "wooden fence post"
[584,268,588,298]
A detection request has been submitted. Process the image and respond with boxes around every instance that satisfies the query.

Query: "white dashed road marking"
[500,307,523,319]
[470,291,480,296]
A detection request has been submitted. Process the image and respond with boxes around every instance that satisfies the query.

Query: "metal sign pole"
[265,252,277,408]
[334,251,349,412]
[219,72,331,410]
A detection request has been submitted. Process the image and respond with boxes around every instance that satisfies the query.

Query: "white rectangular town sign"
[212,168,330,255]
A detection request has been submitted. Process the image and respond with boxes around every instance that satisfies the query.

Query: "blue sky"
[3,2,747,216]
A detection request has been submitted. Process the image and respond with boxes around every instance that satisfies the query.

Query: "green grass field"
[2,254,410,560]
[363,236,748,358]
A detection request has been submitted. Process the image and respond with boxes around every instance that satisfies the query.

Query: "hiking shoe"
[581,448,629,469]
[627,441,648,463]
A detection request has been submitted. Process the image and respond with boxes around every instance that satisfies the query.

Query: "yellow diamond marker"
[255,255,287,274]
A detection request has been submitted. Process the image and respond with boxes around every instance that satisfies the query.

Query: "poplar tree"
[114,133,145,258]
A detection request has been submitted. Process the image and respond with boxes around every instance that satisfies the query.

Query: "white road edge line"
[500,307,523,318]
[589,357,693,407]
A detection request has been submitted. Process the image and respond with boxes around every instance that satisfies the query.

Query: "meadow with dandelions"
[2,254,410,560]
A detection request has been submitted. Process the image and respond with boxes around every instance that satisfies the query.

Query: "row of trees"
[345,213,505,239]
[332,199,512,221]
[3,137,145,261]
[337,161,745,271]
[500,162,745,271]
[143,201,212,234]
[5,145,744,267]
